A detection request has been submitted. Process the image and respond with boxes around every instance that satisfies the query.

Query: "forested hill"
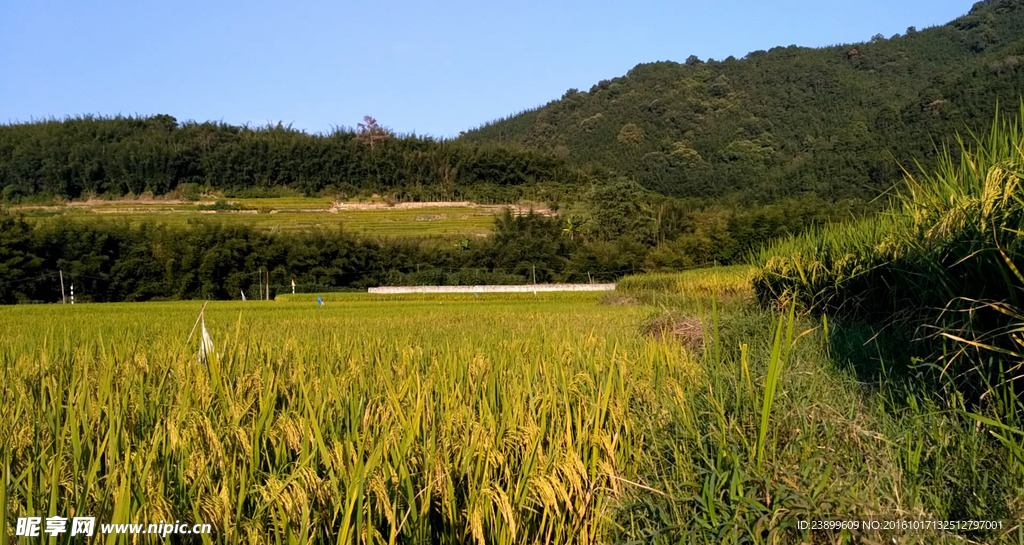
[0,116,575,203]
[462,0,1024,203]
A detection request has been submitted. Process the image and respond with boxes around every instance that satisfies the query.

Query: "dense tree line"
[0,115,576,204]
[0,192,849,303]
[464,0,1024,204]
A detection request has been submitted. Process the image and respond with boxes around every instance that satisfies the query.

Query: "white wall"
[367,284,616,294]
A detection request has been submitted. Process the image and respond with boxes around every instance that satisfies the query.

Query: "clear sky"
[1,0,976,138]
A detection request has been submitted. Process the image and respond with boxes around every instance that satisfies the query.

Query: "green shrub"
[195,199,248,211]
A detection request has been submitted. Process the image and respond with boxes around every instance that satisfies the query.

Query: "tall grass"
[617,265,753,299]
[617,295,1023,543]
[754,110,1024,421]
[752,213,908,316]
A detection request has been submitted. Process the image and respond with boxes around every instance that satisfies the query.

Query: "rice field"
[2,286,1021,543]
[12,198,505,237]
[0,294,693,543]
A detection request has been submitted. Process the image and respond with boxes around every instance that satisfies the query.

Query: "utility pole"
[59,270,66,304]
[266,270,270,300]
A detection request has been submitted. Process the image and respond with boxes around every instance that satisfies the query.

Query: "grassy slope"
[617,268,1023,542]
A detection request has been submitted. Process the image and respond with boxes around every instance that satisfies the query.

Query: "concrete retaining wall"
[367,283,616,294]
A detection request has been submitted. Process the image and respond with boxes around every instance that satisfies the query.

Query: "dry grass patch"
[643,314,705,353]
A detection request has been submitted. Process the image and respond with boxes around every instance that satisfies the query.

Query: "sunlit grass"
[617,265,753,298]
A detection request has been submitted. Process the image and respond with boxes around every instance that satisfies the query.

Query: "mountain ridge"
[461,0,1024,203]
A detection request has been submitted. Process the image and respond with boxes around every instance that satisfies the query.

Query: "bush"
[195,199,247,211]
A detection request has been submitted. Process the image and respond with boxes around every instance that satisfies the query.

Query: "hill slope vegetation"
[463,0,1024,203]
[0,116,574,204]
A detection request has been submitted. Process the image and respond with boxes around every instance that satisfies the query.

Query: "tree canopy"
[0,116,575,204]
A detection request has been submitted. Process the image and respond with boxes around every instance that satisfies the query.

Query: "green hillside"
[463,0,1024,203]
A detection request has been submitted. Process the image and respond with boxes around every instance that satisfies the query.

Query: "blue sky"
[1,0,975,138]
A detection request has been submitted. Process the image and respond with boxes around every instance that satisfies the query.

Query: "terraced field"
[11,198,546,237]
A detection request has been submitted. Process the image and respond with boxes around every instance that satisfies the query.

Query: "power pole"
[266,270,270,300]
[59,270,66,304]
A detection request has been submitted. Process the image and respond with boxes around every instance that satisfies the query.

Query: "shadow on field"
[825,318,923,387]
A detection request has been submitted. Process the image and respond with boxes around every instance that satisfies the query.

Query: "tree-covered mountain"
[462,0,1024,203]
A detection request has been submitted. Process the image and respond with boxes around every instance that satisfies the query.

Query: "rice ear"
[199,315,216,364]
